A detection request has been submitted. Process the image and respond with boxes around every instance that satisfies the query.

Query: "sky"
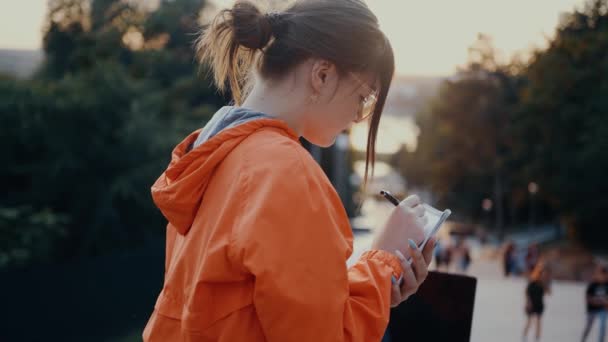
[0,0,586,76]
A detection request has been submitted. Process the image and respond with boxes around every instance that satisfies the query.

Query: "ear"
[310,59,336,95]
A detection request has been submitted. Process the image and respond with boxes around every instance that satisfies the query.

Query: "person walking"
[582,265,608,342]
[523,262,552,341]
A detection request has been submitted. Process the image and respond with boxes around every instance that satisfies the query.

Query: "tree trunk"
[494,168,505,240]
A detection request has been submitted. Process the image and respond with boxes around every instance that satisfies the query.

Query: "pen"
[380,190,400,206]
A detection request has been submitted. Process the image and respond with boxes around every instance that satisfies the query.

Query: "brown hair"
[530,263,544,282]
[530,260,551,292]
[196,0,395,182]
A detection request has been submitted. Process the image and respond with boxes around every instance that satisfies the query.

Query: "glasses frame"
[350,72,378,123]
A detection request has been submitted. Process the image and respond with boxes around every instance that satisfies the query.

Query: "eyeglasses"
[350,73,378,123]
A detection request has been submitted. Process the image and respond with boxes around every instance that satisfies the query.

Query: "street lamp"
[482,198,493,230]
[528,182,539,195]
[528,182,539,231]
[482,198,494,211]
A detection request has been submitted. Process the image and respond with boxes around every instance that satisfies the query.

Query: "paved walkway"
[349,231,602,342]
[468,261,591,342]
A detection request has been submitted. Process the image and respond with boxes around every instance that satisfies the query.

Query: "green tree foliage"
[403,35,523,231]
[402,0,608,248]
[0,206,68,268]
[1,0,226,268]
[514,0,608,247]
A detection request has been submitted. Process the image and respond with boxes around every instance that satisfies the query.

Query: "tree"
[402,0,608,249]
[0,0,226,268]
[402,35,521,232]
[514,0,608,248]
[40,0,136,78]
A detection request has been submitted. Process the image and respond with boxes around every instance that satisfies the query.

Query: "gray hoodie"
[192,106,274,149]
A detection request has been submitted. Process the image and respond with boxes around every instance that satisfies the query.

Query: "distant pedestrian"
[434,238,444,270]
[454,238,471,274]
[525,243,540,275]
[461,243,471,273]
[504,241,516,277]
[442,241,453,272]
[523,262,552,341]
[582,265,608,342]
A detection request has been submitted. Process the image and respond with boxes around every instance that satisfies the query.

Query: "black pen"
[380,190,400,206]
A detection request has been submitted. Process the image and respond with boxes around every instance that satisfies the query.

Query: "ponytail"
[196,1,278,104]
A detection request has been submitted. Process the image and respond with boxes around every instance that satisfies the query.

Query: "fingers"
[413,205,426,218]
[390,277,401,308]
[398,258,417,298]
[417,215,429,228]
[409,239,429,284]
[392,241,432,307]
[411,203,428,228]
[421,237,435,265]
[401,195,420,208]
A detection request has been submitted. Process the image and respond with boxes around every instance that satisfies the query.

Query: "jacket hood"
[151,118,299,235]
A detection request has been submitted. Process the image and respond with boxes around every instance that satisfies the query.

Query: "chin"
[306,135,336,148]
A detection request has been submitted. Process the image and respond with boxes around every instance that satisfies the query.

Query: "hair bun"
[232,1,274,50]
[265,12,285,32]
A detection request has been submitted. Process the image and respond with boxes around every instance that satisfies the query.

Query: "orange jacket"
[143,119,404,342]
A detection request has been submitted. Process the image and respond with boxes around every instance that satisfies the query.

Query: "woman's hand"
[389,237,435,307]
[370,194,435,307]
[371,195,428,256]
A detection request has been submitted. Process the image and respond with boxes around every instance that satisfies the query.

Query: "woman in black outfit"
[523,262,552,341]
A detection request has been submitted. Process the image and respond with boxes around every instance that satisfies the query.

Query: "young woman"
[143,1,435,341]
[582,265,608,342]
[523,262,552,341]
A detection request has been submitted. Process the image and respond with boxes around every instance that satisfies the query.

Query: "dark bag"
[383,271,477,342]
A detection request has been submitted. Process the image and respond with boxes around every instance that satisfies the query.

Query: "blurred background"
[1,0,607,341]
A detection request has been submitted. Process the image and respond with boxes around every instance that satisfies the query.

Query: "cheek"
[302,95,357,146]
[328,95,358,124]
[343,96,361,122]
[301,114,341,147]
